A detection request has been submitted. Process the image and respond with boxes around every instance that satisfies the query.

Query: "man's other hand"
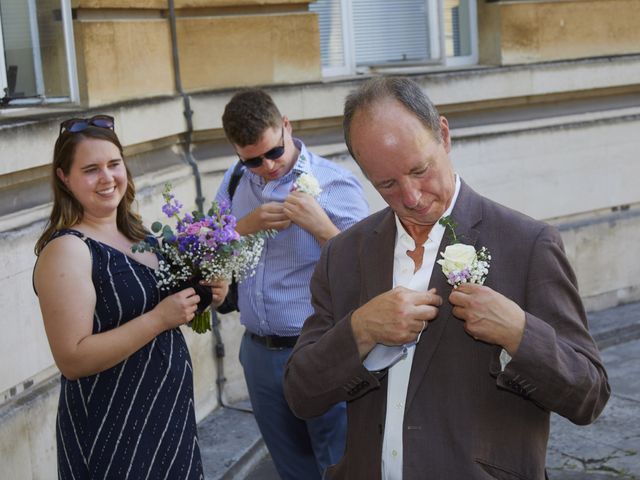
[235,202,291,235]
[449,283,525,355]
[351,287,442,359]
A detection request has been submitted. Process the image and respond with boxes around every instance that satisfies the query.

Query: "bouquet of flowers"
[133,184,271,333]
[437,216,491,287]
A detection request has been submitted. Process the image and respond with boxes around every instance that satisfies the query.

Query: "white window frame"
[61,0,80,103]
[27,0,45,96]
[430,0,444,61]
[0,0,79,105]
[0,15,6,95]
[316,0,478,77]
[444,0,478,67]
[319,0,355,77]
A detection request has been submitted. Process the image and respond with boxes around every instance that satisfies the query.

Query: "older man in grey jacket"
[284,77,609,480]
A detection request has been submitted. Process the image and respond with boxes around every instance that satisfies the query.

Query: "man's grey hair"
[343,77,442,160]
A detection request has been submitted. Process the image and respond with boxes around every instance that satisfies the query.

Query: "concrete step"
[197,401,267,480]
[588,301,640,350]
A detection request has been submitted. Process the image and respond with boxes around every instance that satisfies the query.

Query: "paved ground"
[547,337,640,479]
[201,302,640,479]
[198,401,265,480]
[545,303,640,479]
[245,453,278,479]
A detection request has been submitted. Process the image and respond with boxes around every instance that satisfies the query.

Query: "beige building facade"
[1,0,639,477]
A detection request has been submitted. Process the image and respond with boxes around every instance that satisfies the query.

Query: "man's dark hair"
[222,89,282,147]
[343,77,442,159]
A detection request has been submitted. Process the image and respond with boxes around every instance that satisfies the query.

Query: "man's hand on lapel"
[449,283,526,355]
[350,287,442,360]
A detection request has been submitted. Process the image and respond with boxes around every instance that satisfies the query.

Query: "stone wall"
[70,0,320,106]
[479,0,640,65]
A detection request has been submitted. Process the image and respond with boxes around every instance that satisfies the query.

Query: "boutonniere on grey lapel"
[437,216,491,287]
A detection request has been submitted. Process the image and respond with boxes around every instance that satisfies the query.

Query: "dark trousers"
[240,332,347,479]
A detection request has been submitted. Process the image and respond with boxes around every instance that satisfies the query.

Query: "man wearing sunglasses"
[215,89,369,479]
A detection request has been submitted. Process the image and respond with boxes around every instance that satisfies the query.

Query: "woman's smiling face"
[57,137,127,220]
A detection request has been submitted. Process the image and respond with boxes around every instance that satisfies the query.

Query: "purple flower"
[218,199,231,213]
[162,196,183,218]
[177,236,193,253]
[212,223,240,244]
[448,268,471,285]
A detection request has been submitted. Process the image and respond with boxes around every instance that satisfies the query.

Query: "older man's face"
[350,99,456,235]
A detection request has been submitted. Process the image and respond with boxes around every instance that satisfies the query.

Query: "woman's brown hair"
[34,125,147,255]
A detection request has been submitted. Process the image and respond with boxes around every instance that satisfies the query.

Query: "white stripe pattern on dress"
[103,337,158,478]
[144,354,190,480]
[125,334,174,480]
[64,381,88,468]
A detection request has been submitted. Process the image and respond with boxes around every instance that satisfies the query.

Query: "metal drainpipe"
[166,1,251,414]
[167,0,204,214]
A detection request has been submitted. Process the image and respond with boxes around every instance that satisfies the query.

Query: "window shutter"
[351,0,432,66]
[309,0,347,70]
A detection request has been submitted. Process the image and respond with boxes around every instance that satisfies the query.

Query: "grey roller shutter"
[310,0,348,70]
[351,0,431,66]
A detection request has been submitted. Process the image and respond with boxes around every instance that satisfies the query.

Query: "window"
[310,0,478,76]
[443,0,476,66]
[0,0,78,106]
[312,0,354,76]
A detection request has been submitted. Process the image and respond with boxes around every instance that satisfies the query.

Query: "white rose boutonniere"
[437,216,491,287]
[293,172,322,198]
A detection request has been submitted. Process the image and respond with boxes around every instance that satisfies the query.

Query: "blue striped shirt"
[215,139,369,336]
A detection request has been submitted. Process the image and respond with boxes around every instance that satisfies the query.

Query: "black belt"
[249,332,299,350]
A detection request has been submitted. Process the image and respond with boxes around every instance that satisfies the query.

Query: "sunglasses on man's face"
[59,115,115,135]
[238,126,285,168]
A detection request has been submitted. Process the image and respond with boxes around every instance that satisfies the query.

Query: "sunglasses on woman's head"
[59,115,115,135]
[238,125,285,168]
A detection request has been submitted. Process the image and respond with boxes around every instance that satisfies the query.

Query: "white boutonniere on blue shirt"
[437,216,491,287]
[292,172,322,198]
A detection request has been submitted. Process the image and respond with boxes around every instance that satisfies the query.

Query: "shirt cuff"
[499,348,512,371]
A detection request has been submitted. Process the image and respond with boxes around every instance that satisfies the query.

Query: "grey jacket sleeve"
[284,242,382,419]
[497,225,610,425]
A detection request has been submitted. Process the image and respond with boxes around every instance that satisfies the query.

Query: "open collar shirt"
[381,174,461,480]
[216,138,368,336]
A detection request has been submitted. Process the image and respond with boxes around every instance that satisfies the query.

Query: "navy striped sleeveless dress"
[52,229,203,479]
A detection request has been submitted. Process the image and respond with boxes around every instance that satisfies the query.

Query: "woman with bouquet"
[33,115,227,479]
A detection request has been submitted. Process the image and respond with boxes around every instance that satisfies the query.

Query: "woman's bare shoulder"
[35,233,92,288]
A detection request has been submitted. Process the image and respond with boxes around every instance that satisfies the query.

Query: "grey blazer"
[284,181,610,480]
